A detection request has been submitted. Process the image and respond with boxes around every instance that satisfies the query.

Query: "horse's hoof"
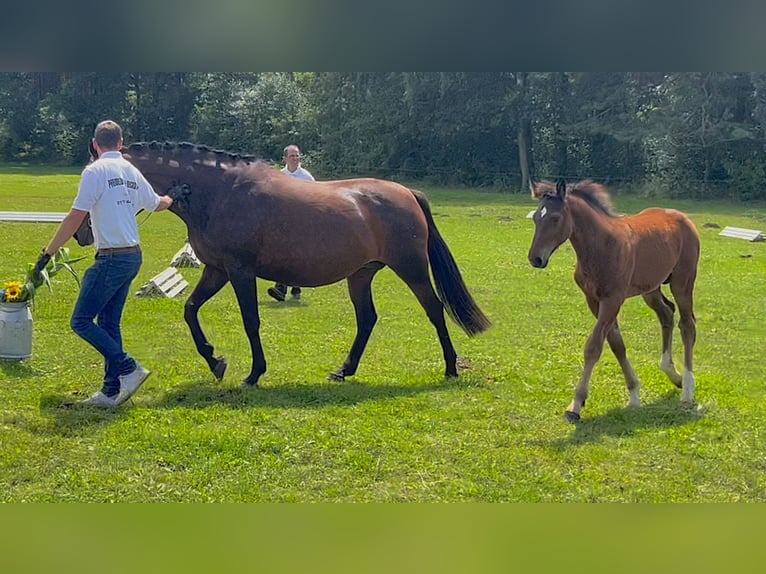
[212,357,228,381]
[564,410,581,424]
[241,380,259,389]
[445,369,459,379]
[327,370,345,382]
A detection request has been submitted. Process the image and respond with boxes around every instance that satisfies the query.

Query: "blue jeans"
[70,251,142,396]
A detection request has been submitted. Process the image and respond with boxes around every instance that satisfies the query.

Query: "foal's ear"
[529,177,542,198]
[555,179,567,199]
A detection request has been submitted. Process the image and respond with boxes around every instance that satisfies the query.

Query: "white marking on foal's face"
[540,206,547,219]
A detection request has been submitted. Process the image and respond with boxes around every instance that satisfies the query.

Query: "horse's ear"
[556,179,567,199]
[529,177,541,198]
[88,140,98,162]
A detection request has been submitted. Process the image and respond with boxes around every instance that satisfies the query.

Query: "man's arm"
[154,195,173,212]
[33,208,89,279]
[43,209,89,255]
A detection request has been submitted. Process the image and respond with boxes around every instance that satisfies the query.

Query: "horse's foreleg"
[184,265,230,381]
[329,264,383,381]
[606,323,641,408]
[642,289,682,387]
[670,281,697,404]
[227,268,266,387]
[567,297,623,423]
[585,295,640,409]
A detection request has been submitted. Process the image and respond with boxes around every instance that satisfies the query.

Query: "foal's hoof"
[241,380,259,389]
[212,357,228,381]
[564,410,581,424]
[327,370,345,382]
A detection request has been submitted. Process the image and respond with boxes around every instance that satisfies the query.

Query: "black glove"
[167,183,191,202]
[32,249,52,282]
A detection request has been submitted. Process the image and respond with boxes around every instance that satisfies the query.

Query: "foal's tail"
[411,189,491,336]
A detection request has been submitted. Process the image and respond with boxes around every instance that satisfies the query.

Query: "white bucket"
[0,301,33,360]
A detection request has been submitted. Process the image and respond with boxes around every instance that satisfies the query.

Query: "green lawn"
[1,168,765,501]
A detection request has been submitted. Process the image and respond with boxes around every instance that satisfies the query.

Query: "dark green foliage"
[3,72,766,198]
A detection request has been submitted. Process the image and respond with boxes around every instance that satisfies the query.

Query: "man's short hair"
[94,120,123,151]
[283,145,300,158]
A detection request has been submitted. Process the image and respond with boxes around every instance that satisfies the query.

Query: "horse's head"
[73,214,94,246]
[69,141,101,247]
[528,179,572,269]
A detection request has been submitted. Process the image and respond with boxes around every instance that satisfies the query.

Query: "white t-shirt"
[72,151,161,249]
[281,165,315,182]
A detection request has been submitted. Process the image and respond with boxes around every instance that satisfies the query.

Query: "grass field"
[1,168,765,502]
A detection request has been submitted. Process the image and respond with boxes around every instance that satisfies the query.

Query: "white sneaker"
[116,363,151,406]
[81,391,118,408]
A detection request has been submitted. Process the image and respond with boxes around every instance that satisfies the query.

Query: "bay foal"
[528,180,699,422]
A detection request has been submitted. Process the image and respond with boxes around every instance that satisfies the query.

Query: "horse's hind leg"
[228,268,267,387]
[586,295,640,408]
[184,265,230,381]
[391,260,458,378]
[642,289,682,387]
[669,278,697,404]
[329,263,384,381]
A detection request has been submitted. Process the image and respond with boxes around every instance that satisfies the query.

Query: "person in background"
[268,144,315,302]
[33,120,173,407]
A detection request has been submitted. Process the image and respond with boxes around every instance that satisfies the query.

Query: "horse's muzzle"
[529,254,548,268]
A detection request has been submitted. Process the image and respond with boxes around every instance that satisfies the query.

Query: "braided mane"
[122,141,264,169]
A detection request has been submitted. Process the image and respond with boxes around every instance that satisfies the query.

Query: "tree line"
[2,72,765,200]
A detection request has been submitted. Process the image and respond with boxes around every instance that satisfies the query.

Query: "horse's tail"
[411,189,491,336]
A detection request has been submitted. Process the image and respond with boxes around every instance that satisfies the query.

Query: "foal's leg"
[642,289,682,387]
[566,296,623,423]
[391,260,458,378]
[585,295,640,409]
[669,279,697,404]
[184,265,230,381]
[329,263,383,381]
[227,267,267,387]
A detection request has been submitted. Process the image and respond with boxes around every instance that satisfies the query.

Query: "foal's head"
[528,179,572,269]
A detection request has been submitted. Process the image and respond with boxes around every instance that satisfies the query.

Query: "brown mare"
[528,179,699,423]
[119,142,491,387]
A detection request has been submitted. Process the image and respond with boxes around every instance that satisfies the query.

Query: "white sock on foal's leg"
[681,370,695,404]
[660,351,682,385]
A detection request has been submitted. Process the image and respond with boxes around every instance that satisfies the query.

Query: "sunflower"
[3,281,23,301]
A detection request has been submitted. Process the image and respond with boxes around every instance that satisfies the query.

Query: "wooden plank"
[166,279,189,299]
[170,243,201,268]
[158,273,185,291]
[719,226,765,242]
[152,267,178,285]
[135,267,188,298]
[0,211,67,223]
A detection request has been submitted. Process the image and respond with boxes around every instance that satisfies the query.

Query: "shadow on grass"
[152,376,461,411]
[0,359,39,379]
[32,376,465,436]
[31,392,124,436]
[545,391,705,449]
[258,299,307,310]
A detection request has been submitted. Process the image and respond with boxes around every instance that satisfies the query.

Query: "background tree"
[2,72,766,199]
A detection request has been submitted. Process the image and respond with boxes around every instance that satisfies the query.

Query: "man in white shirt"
[280,144,315,182]
[268,144,315,302]
[34,120,173,407]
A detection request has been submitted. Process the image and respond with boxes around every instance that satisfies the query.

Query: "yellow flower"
[3,281,22,301]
